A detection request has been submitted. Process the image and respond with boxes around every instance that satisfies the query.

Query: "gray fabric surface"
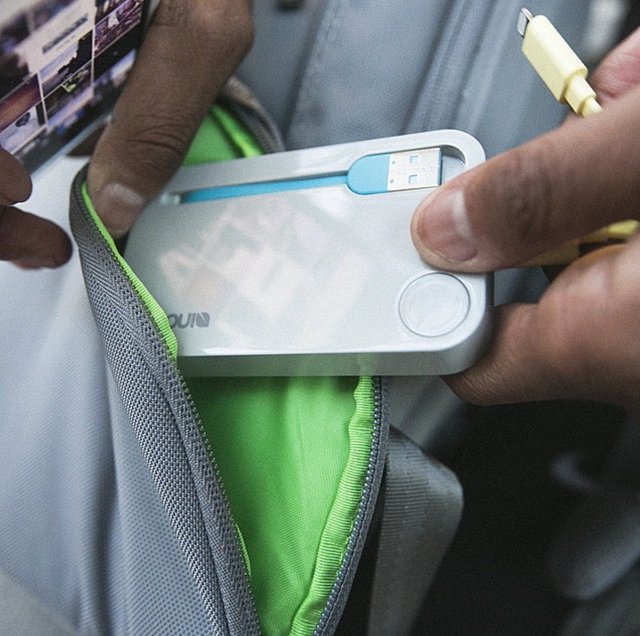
[239,0,589,156]
[0,568,77,636]
[559,567,640,636]
[368,428,463,636]
[548,422,640,601]
[548,489,640,601]
[0,161,217,634]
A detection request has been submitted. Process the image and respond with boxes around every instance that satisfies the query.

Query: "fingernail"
[91,182,145,238]
[13,256,60,270]
[413,187,478,263]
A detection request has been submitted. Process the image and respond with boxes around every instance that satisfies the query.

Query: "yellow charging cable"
[517,7,638,266]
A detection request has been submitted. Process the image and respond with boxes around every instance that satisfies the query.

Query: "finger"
[411,83,640,272]
[0,149,32,206]
[88,0,253,237]
[590,26,640,103]
[0,206,72,268]
[445,244,640,409]
[445,303,562,405]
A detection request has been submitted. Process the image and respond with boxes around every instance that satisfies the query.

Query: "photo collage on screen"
[0,0,144,171]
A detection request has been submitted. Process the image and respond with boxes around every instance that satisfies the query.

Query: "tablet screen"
[0,0,150,173]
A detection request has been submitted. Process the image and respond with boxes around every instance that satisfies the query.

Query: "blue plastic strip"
[181,174,348,203]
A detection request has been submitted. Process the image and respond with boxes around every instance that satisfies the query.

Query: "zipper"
[314,376,389,636]
[70,172,261,635]
[181,382,261,635]
[219,76,286,154]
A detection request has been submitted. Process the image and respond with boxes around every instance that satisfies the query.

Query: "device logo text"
[168,313,211,329]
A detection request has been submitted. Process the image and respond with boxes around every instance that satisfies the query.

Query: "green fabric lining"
[187,376,374,635]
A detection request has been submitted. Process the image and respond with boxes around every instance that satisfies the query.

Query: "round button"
[398,273,470,337]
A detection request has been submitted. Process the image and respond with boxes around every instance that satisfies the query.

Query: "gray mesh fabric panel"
[106,366,225,635]
[69,167,260,635]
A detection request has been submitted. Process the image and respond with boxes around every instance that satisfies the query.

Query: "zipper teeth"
[168,359,259,634]
[174,92,275,629]
[71,177,259,634]
[75,168,385,633]
[73,93,277,632]
[314,376,386,635]
[182,381,258,606]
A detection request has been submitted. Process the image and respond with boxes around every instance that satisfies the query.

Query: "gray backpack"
[6,1,635,634]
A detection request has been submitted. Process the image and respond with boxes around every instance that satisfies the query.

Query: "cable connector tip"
[517,7,533,38]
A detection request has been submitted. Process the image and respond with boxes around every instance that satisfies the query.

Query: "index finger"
[0,149,32,206]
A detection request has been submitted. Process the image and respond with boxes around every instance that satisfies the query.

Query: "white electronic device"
[124,130,492,376]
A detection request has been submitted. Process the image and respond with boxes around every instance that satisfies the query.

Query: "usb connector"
[387,149,442,192]
[518,8,601,117]
[347,148,442,195]
[517,8,638,264]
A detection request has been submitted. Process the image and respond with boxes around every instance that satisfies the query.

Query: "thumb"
[411,83,640,272]
[87,0,252,238]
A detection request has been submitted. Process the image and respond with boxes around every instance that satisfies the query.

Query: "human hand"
[410,27,640,414]
[87,0,253,238]
[0,148,72,269]
[0,0,252,270]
